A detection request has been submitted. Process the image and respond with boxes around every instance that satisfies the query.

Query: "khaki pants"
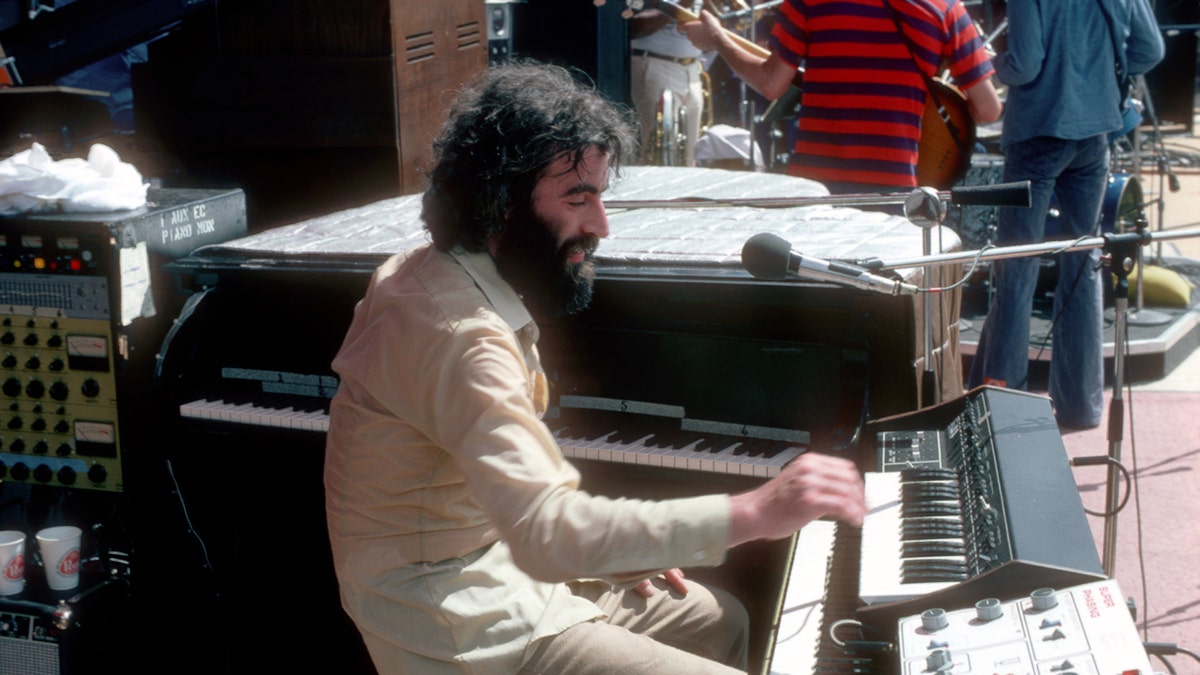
[518,576,749,674]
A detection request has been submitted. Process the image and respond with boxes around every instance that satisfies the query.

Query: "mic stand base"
[1125,307,1173,326]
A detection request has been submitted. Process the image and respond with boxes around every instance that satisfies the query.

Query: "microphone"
[741,232,919,296]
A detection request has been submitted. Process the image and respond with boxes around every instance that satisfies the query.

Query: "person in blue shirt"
[968,0,1164,429]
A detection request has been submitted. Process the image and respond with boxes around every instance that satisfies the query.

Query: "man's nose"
[583,201,610,238]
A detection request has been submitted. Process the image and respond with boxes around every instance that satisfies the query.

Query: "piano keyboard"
[548,420,807,478]
[859,469,967,606]
[769,520,837,674]
[177,399,806,477]
[769,521,873,674]
[180,396,331,432]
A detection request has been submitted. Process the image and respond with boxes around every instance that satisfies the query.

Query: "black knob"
[22,334,37,347]
[56,442,72,456]
[7,416,22,430]
[49,381,69,401]
[54,420,70,434]
[8,439,24,453]
[0,332,14,345]
[47,335,63,348]
[33,464,52,483]
[24,356,39,369]
[57,465,77,485]
[80,379,100,398]
[1,355,15,368]
[10,462,29,481]
[2,377,20,398]
[87,464,107,484]
[31,418,46,432]
[32,440,48,455]
[24,380,44,399]
[48,358,64,371]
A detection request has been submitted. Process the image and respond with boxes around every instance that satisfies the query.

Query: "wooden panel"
[392,0,487,192]
[132,0,486,230]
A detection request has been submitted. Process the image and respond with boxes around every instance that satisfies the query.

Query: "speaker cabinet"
[1142,27,1197,134]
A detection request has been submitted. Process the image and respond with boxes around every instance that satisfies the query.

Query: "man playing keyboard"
[322,61,866,675]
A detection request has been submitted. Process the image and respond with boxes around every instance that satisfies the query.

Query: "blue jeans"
[967,135,1108,428]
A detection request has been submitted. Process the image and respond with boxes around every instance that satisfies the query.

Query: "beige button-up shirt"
[324,243,732,673]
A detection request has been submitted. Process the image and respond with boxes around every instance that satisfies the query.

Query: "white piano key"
[860,471,962,605]
[769,520,837,674]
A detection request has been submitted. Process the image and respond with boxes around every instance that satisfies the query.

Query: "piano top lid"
[175,167,957,281]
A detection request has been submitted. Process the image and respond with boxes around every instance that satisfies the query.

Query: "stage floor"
[958,253,1200,385]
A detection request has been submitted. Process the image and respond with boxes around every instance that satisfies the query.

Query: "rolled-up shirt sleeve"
[428,312,731,581]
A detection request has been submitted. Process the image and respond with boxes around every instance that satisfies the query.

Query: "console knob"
[33,464,52,483]
[87,464,108,484]
[81,378,101,398]
[10,462,29,481]
[920,608,949,632]
[1030,587,1058,611]
[1,377,21,398]
[975,597,1003,621]
[57,465,77,486]
[925,648,953,671]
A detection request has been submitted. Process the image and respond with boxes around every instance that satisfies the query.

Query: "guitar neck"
[642,0,770,59]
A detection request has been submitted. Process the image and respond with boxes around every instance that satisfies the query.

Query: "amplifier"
[0,577,129,675]
[0,188,247,492]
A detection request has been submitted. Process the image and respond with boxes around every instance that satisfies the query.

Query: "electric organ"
[151,168,1108,673]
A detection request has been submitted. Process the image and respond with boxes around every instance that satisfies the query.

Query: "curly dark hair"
[421,61,638,252]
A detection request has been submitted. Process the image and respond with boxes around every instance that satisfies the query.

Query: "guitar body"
[918,78,976,189]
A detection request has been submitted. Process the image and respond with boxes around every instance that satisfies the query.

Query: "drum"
[1045,172,1144,237]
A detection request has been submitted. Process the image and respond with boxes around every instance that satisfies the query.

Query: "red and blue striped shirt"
[770,0,994,188]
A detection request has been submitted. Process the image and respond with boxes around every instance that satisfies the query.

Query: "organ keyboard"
[854,386,1106,633]
[179,394,331,432]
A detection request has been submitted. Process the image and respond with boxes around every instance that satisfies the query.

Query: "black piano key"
[902,540,965,558]
[901,568,970,583]
[901,521,964,540]
[901,483,960,501]
[899,467,958,482]
[901,502,963,518]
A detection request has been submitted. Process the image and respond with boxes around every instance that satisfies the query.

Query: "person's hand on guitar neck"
[681,9,797,100]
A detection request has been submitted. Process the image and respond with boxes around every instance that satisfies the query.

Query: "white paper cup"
[0,530,25,595]
[36,525,82,591]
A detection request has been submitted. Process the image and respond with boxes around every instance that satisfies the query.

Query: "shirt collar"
[449,247,534,333]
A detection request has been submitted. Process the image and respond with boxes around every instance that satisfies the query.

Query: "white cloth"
[0,142,148,216]
[694,124,766,170]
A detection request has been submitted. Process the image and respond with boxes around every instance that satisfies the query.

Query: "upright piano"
[146,167,1051,674]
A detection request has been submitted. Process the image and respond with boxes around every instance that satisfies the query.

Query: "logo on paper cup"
[2,553,22,581]
[58,549,80,577]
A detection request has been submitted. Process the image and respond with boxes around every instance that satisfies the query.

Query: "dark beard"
[493,205,599,318]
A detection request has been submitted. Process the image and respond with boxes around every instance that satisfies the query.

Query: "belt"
[632,49,699,66]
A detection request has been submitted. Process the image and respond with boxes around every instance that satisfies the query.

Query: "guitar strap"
[879,0,972,159]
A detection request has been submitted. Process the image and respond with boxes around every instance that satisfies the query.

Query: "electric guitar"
[919,77,975,189]
[622,0,976,188]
